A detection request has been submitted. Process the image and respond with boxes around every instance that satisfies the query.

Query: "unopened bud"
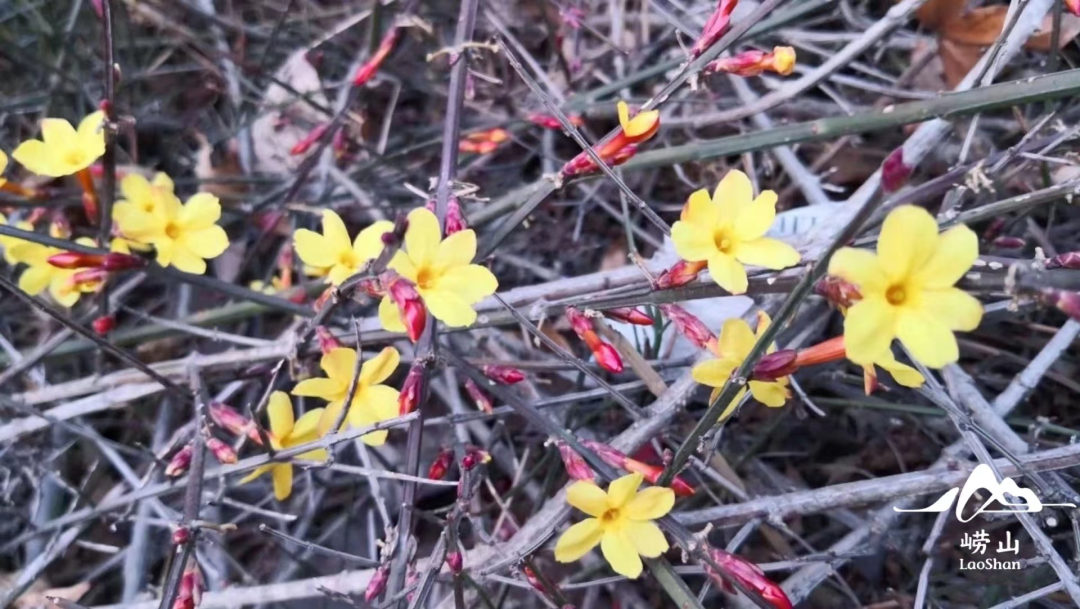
[815,275,861,310]
[1043,289,1080,321]
[1068,0,1080,16]
[752,349,798,381]
[793,336,847,368]
[172,526,190,546]
[71,267,109,288]
[462,445,491,470]
[527,113,585,130]
[982,217,1006,242]
[992,236,1026,249]
[173,561,204,609]
[592,341,624,374]
[445,551,463,573]
[690,0,738,58]
[208,402,263,444]
[92,315,115,335]
[290,123,330,156]
[315,326,343,354]
[428,447,454,480]
[387,275,426,342]
[365,564,391,603]
[881,147,912,193]
[482,364,525,385]
[47,252,105,269]
[557,441,595,482]
[166,444,194,477]
[603,307,653,325]
[445,197,468,235]
[705,547,793,609]
[655,259,707,290]
[660,304,716,351]
[206,437,238,465]
[464,378,494,414]
[623,457,695,497]
[705,47,796,77]
[399,362,425,416]
[1046,252,1080,269]
[353,26,402,87]
[523,565,545,592]
[565,306,593,337]
[459,129,510,154]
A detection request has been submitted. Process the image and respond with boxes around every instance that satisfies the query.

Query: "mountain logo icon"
[895,464,1076,521]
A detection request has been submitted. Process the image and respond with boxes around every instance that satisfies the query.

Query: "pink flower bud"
[660,304,716,351]
[1068,0,1080,16]
[445,197,468,235]
[691,0,739,58]
[353,27,402,87]
[92,315,115,335]
[315,326,343,354]
[166,444,194,477]
[209,401,262,444]
[464,378,493,414]
[581,440,694,496]
[173,561,204,609]
[565,306,593,337]
[445,551,463,573]
[881,147,912,193]
[655,259,707,290]
[172,526,190,546]
[705,547,792,609]
[1046,252,1080,269]
[206,437,238,465]
[992,236,1025,249]
[528,112,585,130]
[557,441,595,482]
[793,336,847,368]
[704,47,796,77]
[290,123,329,156]
[365,564,391,603]
[387,275,426,342]
[399,362,425,416]
[592,341,624,373]
[751,350,798,381]
[481,364,525,385]
[462,445,491,471]
[428,448,453,480]
[47,252,105,269]
[603,307,653,325]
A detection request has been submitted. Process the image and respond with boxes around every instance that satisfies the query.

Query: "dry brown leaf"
[941,6,1080,48]
[916,0,967,30]
[250,49,332,174]
[193,133,246,200]
[1027,13,1080,50]
[5,575,90,609]
[939,37,987,88]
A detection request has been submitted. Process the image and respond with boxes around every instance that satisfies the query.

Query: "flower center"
[66,150,85,168]
[713,231,733,253]
[416,267,435,290]
[886,284,907,305]
[339,250,359,268]
[601,508,621,524]
[165,223,180,239]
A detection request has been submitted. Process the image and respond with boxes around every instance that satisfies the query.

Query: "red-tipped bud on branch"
[603,307,653,325]
[445,552,463,574]
[172,526,190,546]
[315,326,343,354]
[166,444,194,477]
[428,447,454,480]
[705,547,793,609]
[399,362,425,416]
[690,0,739,58]
[655,259,707,289]
[752,349,798,381]
[793,336,847,369]
[881,146,912,193]
[1067,0,1080,17]
[482,364,525,385]
[462,445,491,470]
[92,315,115,335]
[459,128,510,154]
[592,341,624,373]
[1043,289,1080,321]
[581,439,694,496]
[660,304,717,352]
[565,307,624,373]
[705,46,796,77]
[445,196,468,235]
[289,123,330,156]
[208,401,263,445]
[464,378,494,414]
[48,251,144,271]
[1046,252,1080,269]
[557,441,595,482]
[173,560,204,609]
[815,276,862,311]
[353,27,402,87]
[386,274,426,342]
[528,113,585,130]
[992,236,1026,249]
[365,564,391,603]
[206,437,238,465]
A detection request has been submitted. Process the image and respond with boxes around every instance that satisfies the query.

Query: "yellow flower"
[13,111,106,177]
[0,214,37,265]
[828,205,982,368]
[0,149,8,188]
[240,391,327,501]
[670,170,800,294]
[380,207,498,331]
[293,210,393,286]
[554,473,674,579]
[617,101,660,139]
[291,346,401,443]
[863,349,924,393]
[114,190,229,274]
[113,172,175,218]
[11,237,99,307]
[691,312,790,422]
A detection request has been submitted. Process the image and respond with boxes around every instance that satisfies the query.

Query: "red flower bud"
[445,197,468,235]
[655,259,707,290]
[660,304,716,351]
[166,444,194,477]
[557,441,595,482]
[793,336,847,368]
[464,378,494,414]
[100,252,146,271]
[691,0,739,58]
[399,362,425,416]
[206,437,238,465]
[315,326,343,354]
[208,401,263,445]
[460,129,510,154]
[428,447,454,480]
[603,307,653,325]
[462,445,491,470]
[1046,252,1080,269]
[172,526,190,546]
[565,306,594,337]
[1043,289,1080,321]
[591,341,624,373]
[173,561,204,609]
[387,275,426,342]
[523,565,545,593]
[92,315,115,335]
[881,146,912,193]
[71,268,109,288]
[751,349,798,381]
[581,440,694,496]
[992,236,1026,249]
[365,564,391,603]
[705,547,792,609]
[47,252,105,269]
[528,113,585,130]
[982,217,1006,242]
[353,27,402,87]
[1068,0,1080,16]
[815,276,862,310]
[481,364,525,385]
[289,123,330,156]
[445,551,463,573]
[704,47,796,77]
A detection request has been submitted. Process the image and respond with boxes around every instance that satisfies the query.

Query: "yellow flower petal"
[169,245,207,275]
[322,348,358,384]
[877,205,938,281]
[896,308,958,368]
[291,377,343,400]
[267,390,295,438]
[177,193,221,230]
[734,237,800,270]
[719,318,755,359]
[438,264,498,304]
[682,188,721,227]
[178,225,229,259]
[153,237,175,268]
[624,487,675,521]
[240,464,273,485]
[388,249,418,283]
[289,408,325,443]
[435,229,477,271]
[422,287,478,327]
[708,252,748,294]
[321,209,352,252]
[296,448,329,462]
[353,220,393,261]
[378,295,407,333]
[554,518,603,563]
[624,520,669,558]
[327,263,356,286]
[920,288,982,331]
[18,266,52,296]
[405,208,441,268]
[566,481,608,517]
[601,531,643,579]
[272,464,293,501]
[41,118,77,146]
[49,275,81,308]
[0,150,7,175]
[120,174,152,209]
[76,110,106,148]
[317,400,347,437]
[12,140,52,177]
[748,380,787,407]
[733,190,778,240]
[360,347,400,386]
[606,472,643,509]
[876,352,925,387]
[912,224,978,289]
[671,222,716,262]
[152,172,175,192]
[712,170,753,218]
[691,358,738,388]
[828,247,886,294]
[843,296,896,365]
